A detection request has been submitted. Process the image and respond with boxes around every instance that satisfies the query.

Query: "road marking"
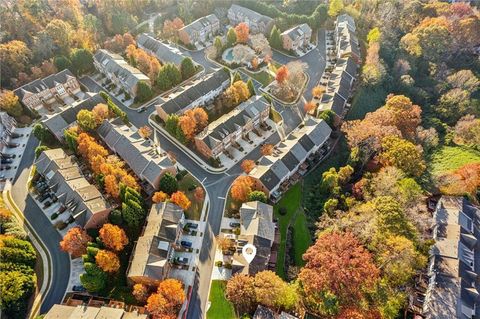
[202,177,207,183]
[218,196,226,200]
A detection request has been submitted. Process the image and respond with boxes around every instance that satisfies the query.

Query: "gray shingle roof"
[136,33,186,65]
[280,23,312,41]
[240,201,275,243]
[179,14,219,34]
[14,69,76,100]
[229,4,274,25]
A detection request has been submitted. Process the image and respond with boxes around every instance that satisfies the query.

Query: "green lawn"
[207,280,236,319]
[428,145,480,177]
[273,183,303,279]
[292,209,312,266]
[346,85,388,120]
[177,174,205,220]
[242,69,274,87]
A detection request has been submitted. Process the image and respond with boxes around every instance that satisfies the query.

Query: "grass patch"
[207,280,236,319]
[224,193,242,218]
[346,85,388,120]
[177,174,205,220]
[292,210,311,267]
[428,145,480,177]
[273,183,302,279]
[242,69,274,87]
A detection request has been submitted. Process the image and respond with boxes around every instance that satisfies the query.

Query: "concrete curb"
[148,116,228,174]
[259,72,310,106]
[3,182,53,319]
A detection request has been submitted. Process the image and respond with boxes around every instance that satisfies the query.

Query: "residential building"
[35,149,110,229]
[249,118,331,200]
[137,33,186,66]
[43,294,147,319]
[13,69,81,111]
[97,119,176,193]
[280,23,312,52]
[418,196,480,319]
[228,4,274,35]
[127,202,185,286]
[195,95,270,159]
[0,112,16,153]
[43,93,104,141]
[334,14,361,63]
[93,49,150,98]
[316,57,359,117]
[253,305,299,319]
[178,14,220,48]
[232,201,278,275]
[155,68,230,121]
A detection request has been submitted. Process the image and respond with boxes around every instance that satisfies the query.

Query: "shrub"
[50,213,59,220]
[215,261,223,267]
[279,207,287,216]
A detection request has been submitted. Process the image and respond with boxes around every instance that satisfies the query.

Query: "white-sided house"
[13,69,81,111]
[155,68,230,121]
[228,4,274,35]
[178,14,220,48]
[280,23,312,52]
[93,49,150,98]
[136,33,186,66]
[334,14,361,63]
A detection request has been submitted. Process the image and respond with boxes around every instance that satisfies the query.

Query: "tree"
[328,0,344,17]
[226,274,256,314]
[136,81,153,103]
[247,79,256,96]
[0,40,32,87]
[170,191,191,210]
[157,68,173,91]
[70,48,94,75]
[99,223,129,252]
[44,19,73,54]
[312,86,325,99]
[122,199,146,229]
[0,271,35,311]
[180,57,196,80]
[231,176,254,202]
[0,90,23,117]
[304,101,316,113]
[247,191,267,203]
[138,126,152,139]
[159,173,178,195]
[147,279,186,318]
[454,115,480,149]
[269,25,282,49]
[95,250,120,273]
[216,235,234,252]
[80,262,107,292]
[241,159,256,173]
[77,110,97,131]
[60,227,92,258]
[439,163,480,200]
[152,191,169,203]
[380,136,426,177]
[33,123,54,144]
[133,283,149,303]
[235,22,250,43]
[371,196,417,240]
[319,110,336,127]
[91,103,109,125]
[194,187,205,202]
[105,174,120,198]
[227,27,237,47]
[276,66,289,84]
[254,270,289,309]
[232,81,251,102]
[214,36,223,56]
[299,231,379,316]
[261,144,274,156]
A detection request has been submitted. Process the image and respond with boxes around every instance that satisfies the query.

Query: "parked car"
[0,153,15,159]
[38,193,51,202]
[1,159,13,164]
[174,257,189,265]
[72,285,86,292]
[185,222,198,230]
[6,142,19,148]
[10,132,23,138]
[181,240,193,248]
[43,200,52,208]
[0,165,12,171]
[229,222,240,228]
[137,107,146,113]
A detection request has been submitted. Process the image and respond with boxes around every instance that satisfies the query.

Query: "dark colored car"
[181,240,193,248]
[174,257,189,265]
[1,159,13,164]
[1,153,15,159]
[43,200,52,208]
[185,222,198,230]
[229,222,241,228]
[0,165,12,171]
[6,143,19,148]
[38,193,51,202]
[72,285,87,292]
[10,132,23,138]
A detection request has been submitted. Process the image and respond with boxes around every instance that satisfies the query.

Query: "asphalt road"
[10,135,71,313]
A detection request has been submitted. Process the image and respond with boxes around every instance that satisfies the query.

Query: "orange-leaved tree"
[105,174,120,198]
[147,279,185,319]
[312,85,325,98]
[260,144,274,156]
[92,103,110,124]
[152,191,169,203]
[231,176,254,202]
[170,191,191,210]
[60,227,92,258]
[304,101,316,113]
[95,249,120,273]
[138,125,152,139]
[241,159,256,173]
[133,283,149,303]
[276,66,289,84]
[194,186,205,202]
[179,115,196,140]
[235,22,249,43]
[99,223,129,252]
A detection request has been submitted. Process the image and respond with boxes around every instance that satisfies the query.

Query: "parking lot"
[0,127,32,190]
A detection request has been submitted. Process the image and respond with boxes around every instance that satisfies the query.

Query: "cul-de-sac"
[1,1,480,319]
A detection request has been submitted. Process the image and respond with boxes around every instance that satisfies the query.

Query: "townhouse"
[317,57,359,117]
[43,93,104,141]
[228,4,274,35]
[35,149,110,229]
[232,201,278,275]
[412,196,480,319]
[178,14,220,49]
[155,68,230,121]
[127,202,185,286]
[97,119,176,193]
[44,294,147,319]
[137,33,186,66]
[280,23,312,53]
[0,112,16,153]
[93,49,150,98]
[194,95,270,159]
[13,69,81,111]
[249,117,331,201]
[334,14,361,63]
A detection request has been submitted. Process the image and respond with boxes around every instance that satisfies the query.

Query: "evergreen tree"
[70,48,94,75]
[54,55,72,71]
[269,26,282,49]
[122,200,146,228]
[165,114,180,134]
[247,79,256,96]
[157,68,173,91]
[64,128,78,153]
[247,191,267,203]
[232,72,242,84]
[214,36,223,55]
[180,57,196,80]
[80,262,107,292]
[227,27,237,47]
[159,173,178,195]
[135,81,153,102]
